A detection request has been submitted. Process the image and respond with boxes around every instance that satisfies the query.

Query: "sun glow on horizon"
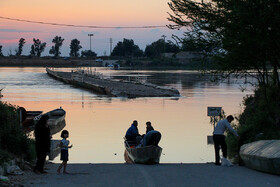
[0,0,184,56]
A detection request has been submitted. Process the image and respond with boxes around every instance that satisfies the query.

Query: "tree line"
[0,36,183,58]
[0,36,91,58]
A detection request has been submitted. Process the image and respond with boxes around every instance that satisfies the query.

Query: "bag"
[221,157,233,167]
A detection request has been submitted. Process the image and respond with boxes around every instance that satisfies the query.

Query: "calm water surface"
[0,67,252,163]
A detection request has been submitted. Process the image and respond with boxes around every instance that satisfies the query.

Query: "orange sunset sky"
[0,0,184,56]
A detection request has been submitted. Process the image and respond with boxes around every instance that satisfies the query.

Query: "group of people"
[33,114,72,174]
[125,120,162,147]
[33,114,238,175]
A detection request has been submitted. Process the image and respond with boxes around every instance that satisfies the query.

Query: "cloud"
[0,29,41,33]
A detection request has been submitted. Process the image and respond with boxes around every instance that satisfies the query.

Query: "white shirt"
[213,119,238,137]
[61,138,69,150]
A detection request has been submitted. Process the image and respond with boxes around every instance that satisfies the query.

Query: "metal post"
[110,38,113,55]
[162,35,166,56]
[88,34,94,51]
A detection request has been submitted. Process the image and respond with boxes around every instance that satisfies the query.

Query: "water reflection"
[0,67,252,163]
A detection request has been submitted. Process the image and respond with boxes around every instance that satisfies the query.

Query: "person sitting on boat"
[146,121,154,134]
[143,130,161,147]
[125,120,141,145]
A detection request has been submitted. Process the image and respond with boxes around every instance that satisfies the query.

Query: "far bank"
[0,57,200,70]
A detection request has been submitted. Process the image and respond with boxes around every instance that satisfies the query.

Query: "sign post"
[207,107,222,130]
[207,107,222,144]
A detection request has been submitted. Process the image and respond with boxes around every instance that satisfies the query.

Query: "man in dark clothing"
[125,120,141,145]
[213,115,239,165]
[146,121,154,134]
[34,115,51,173]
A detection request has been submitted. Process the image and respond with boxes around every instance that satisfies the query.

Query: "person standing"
[145,121,154,134]
[57,130,73,174]
[34,115,51,173]
[213,115,239,165]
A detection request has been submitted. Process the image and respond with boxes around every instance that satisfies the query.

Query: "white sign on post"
[207,106,222,144]
[207,107,222,116]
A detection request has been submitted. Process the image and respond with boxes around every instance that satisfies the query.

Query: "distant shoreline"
[0,57,201,70]
[0,57,100,67]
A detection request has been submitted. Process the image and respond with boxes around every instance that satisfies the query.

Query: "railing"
[74,67,104,79]
[128,76,147,84]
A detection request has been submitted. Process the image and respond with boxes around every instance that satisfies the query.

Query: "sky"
[0,0,185,56]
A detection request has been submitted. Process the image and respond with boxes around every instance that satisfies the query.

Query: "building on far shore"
[161,51,202,65]
[175,51,201,64]
[100,60,119,67]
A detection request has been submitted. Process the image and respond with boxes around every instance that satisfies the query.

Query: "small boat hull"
[21,110,43,132]
[240,140,280,175]
[34,108,66,135]
[124,144,162,164]
[48,140,61,160]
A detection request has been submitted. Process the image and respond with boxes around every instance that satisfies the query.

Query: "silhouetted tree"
[81,50,97,58]
[30,38,46,57]
[111,38,143,57]
[0,45,3,57]
[49,36,64,57]
[168,0,280,87]
[30,45,35,56]
[69,39,82,57]
[145,39,179,58]
[16,38,25,56]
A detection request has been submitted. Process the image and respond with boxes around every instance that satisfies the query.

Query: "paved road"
[16,163,280,187]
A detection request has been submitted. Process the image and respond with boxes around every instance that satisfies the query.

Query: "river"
[0,67,253,163]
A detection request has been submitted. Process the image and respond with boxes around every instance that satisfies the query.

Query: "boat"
[48,140,61,160]
[240,140,280,175]
[19,107,43,132]
[34,108,66,135]
[124,139,162,164]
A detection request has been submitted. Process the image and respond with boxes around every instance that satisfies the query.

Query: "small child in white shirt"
[57,130,73,174]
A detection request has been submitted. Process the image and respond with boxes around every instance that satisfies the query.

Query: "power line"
[0,16,167,29]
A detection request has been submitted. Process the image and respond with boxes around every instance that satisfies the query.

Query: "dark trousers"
[213,134,227,164]
[34,150,47,172]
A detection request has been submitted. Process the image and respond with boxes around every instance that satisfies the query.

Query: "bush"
[0,149,12,165]
[227,85,280,158]
[0,101,36,161]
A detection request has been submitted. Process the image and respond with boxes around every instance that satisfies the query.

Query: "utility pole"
[161,35,167,56]
[109,38,113,55]
[88,34,94,51]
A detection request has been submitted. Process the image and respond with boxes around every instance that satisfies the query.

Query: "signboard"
[207,107,222,116]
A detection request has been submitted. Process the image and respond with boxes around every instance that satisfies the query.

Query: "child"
[57,130,73,174]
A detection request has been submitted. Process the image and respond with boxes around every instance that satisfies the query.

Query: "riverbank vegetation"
[168,0,280,157]
[0,100,35,165]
